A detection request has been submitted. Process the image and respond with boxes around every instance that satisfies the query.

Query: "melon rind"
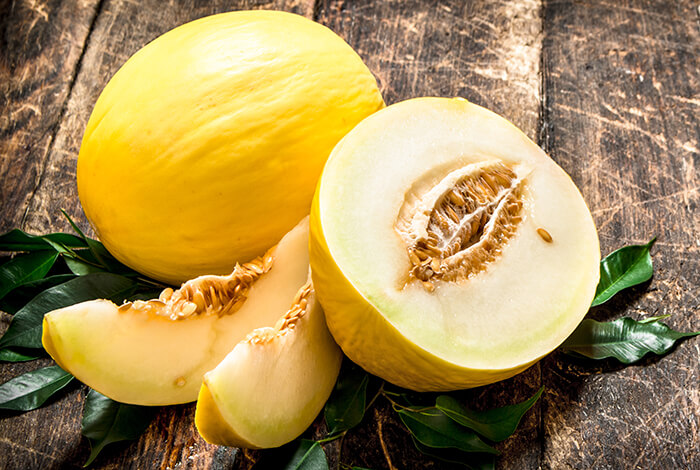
[310,97,600,391]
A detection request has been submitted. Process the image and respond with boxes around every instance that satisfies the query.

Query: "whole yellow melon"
[77,10,384,284]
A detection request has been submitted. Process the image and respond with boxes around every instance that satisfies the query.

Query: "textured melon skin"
[310,97,600,392]
[77,10,384,284]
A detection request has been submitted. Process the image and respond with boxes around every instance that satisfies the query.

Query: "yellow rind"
[195,381,258,449]
[41,318,68,372]
[78,10,384,284]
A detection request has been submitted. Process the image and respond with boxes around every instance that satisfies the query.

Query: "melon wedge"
[195,278,342,448]
[310,97,600,391]
[42,218,310,405]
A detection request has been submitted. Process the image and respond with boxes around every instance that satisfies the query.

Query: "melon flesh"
[195,279,342,449]
[310,97,600,391]
[42,218,310,405]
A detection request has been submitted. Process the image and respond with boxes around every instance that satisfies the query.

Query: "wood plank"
[315,1,544,468]
[0,0,100,233]
[0,1,98,468]
[540,0,700,468]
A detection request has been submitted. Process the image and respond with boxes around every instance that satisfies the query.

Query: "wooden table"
[1,1,698,468]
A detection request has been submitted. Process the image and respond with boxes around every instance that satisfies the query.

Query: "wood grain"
[0,0,101,233]
[1,0,698,469]
[540,0,700,468]
[0,1,99,468]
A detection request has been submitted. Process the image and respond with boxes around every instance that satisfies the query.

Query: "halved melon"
[310,97,600,391]
[42,218,310,405]
[195,278,342,448]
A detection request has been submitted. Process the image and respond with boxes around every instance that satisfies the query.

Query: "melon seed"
[395,161,527,288]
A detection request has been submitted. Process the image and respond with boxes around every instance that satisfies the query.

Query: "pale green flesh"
[202,295,342,448]
[319,98,600,370]
[43,218,311,405]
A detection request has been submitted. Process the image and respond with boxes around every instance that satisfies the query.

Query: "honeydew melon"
[42,218,311,405]
[310,97,600,391]
[195,279,342,448]
[77,10,384,285]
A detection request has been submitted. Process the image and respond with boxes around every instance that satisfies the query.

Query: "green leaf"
[61,210,127,273]
[61,209,91,243]
[639,314,670,324]
[0,365,74,411]
[0,273,138,350]
[64,250,108,275]
[411,436,496,470]
[436,387,543,442]
[281,440,329,470]
[128,290,163,301]
[0,274,77,314]
[40,238,108,276]
[0,229,87,252]
[81,389,157,466]
[560,317,699,363]
[0,348,43,362]
[324,361,370,435]
[397,408,498,455]
[59,245,139,278]
[592,239,655,306]
[0,251,59,300]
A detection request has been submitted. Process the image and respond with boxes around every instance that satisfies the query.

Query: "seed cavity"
[246,281,314,345]
[126,245,277,320]
[537,228,553,243]
[396,160,528,287]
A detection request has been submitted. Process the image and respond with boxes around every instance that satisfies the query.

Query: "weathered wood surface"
[540,2,700,468]
[1,0,698,469]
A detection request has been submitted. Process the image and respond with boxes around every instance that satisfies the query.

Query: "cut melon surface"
[310,97,600,391]
[195,278,342,449]
[42,218,310,405]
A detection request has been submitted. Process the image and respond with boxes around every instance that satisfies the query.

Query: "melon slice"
[195,278,342,448]
[42,218,310,405]
[310,97,600,391]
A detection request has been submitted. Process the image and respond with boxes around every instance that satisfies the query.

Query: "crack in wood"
[0,437,61,463]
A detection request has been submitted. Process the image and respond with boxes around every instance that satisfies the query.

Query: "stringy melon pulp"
[310,97,600,391]
[42,218,310,406]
